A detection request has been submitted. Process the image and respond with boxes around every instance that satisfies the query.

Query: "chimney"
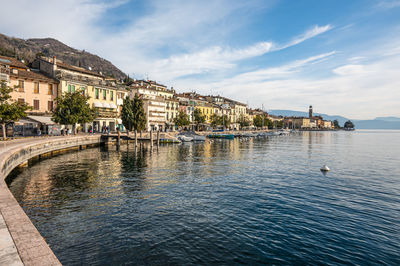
[52,56,57,77]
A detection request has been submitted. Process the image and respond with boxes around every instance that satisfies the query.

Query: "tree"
[210,113,220,127]
[193,109,205,129]
[221,115,230,128]
[238,114,250,129]
[52,91,96,134]
[174,110,190,129]
[344,120,355,129]
[121,97,134,135]
[132,94,146,132]
[333,119,340,129]
[0,81,31,140]
[253,115,263,128]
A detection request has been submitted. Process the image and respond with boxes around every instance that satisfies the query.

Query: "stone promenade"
[0,135,102,266]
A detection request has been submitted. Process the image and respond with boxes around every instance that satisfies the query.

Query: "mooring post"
[117,128,121,146]
[157,130,160,146]
[135,130,138,147]
[150,130,153,148]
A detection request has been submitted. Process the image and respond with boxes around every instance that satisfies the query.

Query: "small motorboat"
[207,134,235,139]
[178,135,193,142]
[178,131,206,141]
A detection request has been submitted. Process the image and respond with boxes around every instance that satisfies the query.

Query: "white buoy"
[320,165,330,172]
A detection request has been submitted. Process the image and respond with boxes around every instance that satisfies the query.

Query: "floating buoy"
[320,165,330,172]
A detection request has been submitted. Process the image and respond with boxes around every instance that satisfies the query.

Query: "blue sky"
[1,0,400,119]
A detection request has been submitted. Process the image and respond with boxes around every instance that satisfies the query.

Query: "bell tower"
[309,105,313,118]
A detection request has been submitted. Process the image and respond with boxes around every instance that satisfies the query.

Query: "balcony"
[95,108,118,118]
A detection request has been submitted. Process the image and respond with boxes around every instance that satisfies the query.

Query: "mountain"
[374,117,400,122]
[0,33,126,79]
[354,118,400,129]
[268,109,349,125]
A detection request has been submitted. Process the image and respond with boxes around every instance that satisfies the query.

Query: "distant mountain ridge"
[0,33,126,79]
[268,109,400,129]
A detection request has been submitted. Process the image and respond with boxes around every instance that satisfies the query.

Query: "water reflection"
[7,131,400,265]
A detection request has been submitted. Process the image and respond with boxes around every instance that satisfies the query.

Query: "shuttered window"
[33,100,40,110]
[48,84,53,95]
[34,82,39,94]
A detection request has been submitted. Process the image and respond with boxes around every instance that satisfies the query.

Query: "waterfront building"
[1,55,60,135]
[129,82,167,131]
[176,94,196,122]
[292,117,311,129]
[1,56,59,116]
[323,120,333,129]
[33,56,123,132]
[195,101,215,123]
[207,95,247,129]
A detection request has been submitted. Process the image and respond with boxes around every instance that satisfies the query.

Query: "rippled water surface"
[8,131,400,265]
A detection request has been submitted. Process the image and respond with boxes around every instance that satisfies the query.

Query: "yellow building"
[195,102,214,123]
[293,117,311,128]
[33,56,122,132]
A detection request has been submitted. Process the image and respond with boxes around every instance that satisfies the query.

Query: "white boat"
[179,131,206,141]
[178,135,193,142]
[191,134,206,141]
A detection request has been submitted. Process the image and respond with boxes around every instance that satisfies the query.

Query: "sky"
[0,0,400,119]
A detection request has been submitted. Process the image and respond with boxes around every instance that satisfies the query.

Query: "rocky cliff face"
[0,33,126,79]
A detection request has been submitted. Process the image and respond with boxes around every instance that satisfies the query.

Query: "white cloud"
[279,25,333,49]
[148,42,273,80]
[377,0,400,9]
[144,24,332,81]
[333,64,366,75]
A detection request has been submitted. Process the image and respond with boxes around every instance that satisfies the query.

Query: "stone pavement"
[0,213,23,266]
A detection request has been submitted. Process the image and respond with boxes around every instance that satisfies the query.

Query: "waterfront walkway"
[0,135,102,266]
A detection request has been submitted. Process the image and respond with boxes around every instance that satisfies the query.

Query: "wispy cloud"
[377,0,400,9]
[146,24,333,81]
[211,51,336,86]
[279,25,333,49]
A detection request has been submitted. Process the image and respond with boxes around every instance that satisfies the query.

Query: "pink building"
[1,55,58,115]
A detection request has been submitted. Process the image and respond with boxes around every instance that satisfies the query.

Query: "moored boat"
[207,134,235,139]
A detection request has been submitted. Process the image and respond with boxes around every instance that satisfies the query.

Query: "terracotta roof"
[0,55,28,69]
[56,61,104,78]
[10,69,58,83]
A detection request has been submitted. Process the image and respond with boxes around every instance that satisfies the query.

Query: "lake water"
[8,130,400,265]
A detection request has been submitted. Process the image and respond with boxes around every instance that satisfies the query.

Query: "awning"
[110,103,118,109]
[27,115,56,125]
[14,118,39,126]
[93,102,103,108]
[102,102,111,108]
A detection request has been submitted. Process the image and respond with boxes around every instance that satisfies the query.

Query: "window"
[48,84,53,95]
[68,84,75,93]
[110,91,114,101]
[103,89,106,100]
[48,101,53,111]
[18,80,24,92]
[33,100,40,110]
[95,88,99,99]
[18,98,24,104]
[34,82,39,94]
